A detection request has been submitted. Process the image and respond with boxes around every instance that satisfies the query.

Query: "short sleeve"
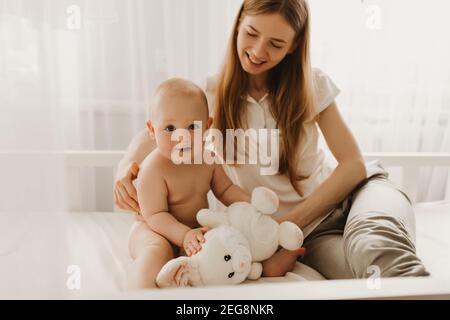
[313,68,340,114]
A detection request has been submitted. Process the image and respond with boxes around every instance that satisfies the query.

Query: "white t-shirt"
[202,68,341,237]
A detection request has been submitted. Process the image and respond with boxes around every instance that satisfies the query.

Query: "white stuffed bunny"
[156,225,263,287]
[197,187,304,262]
[156,187,304,287]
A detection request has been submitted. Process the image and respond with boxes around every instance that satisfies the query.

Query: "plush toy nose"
[232,249,251,273]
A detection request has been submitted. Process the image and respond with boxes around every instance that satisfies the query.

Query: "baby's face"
[149,93,211,162]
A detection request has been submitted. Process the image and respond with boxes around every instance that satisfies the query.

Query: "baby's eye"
[164,125,176,132]
[246,31,257,38]
[228,272,235,278]
[224,255,231,262]
[188,123,200,130]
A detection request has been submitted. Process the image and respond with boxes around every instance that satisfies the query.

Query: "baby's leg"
[127,222,175,289]
[262,248,306,277]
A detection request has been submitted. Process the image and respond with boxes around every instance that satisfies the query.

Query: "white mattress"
[1,201,449,299]
[413,201,450,279]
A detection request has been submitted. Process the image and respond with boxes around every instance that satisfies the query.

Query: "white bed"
[1,152,449,299]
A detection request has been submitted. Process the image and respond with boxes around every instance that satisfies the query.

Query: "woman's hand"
[114,161,141,213]
[182,227,208,257]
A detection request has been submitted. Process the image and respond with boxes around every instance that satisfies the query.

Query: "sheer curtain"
[0,0,242,212]
[2,0,449,214]
[310,0,450,202]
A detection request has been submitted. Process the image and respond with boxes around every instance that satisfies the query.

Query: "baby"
[127,78,303,289]
[127,78,251,289]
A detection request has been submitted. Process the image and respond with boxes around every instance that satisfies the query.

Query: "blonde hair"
[213,0,317,197]
[149,78,208,121]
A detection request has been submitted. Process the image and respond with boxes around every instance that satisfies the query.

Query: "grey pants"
[300,160,430,279]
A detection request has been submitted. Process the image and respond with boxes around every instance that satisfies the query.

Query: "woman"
[115,0,428,279]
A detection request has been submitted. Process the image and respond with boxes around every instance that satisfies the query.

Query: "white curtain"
[309,0,450,202]
[2,0,449,212]
[0,0,242,213]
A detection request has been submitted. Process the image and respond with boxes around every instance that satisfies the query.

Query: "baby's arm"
[137,164,190,248]
[210,164,251,206]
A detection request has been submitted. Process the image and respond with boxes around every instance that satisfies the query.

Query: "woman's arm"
[278,102,367,229]
[114,128,156,213]
[117,128,156,173]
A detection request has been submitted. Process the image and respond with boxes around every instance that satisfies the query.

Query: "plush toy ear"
[247,262,263,280]
[278,221,304,251]
[251,187,279,215]
[197,208,229,228]
[156,257,201,288]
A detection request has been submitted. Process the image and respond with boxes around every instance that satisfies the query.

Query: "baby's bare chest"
[164,164,213,210]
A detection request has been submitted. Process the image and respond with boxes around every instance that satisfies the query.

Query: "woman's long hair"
[213,0,317,197]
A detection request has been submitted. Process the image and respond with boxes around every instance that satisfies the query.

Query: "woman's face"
[237,13,297,76]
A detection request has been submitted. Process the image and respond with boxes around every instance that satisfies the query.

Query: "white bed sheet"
[60,212,325,298]
[1,201,449,299]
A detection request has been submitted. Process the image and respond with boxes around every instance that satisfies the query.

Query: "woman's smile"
[246,51,266,65]
[245,51,267,69]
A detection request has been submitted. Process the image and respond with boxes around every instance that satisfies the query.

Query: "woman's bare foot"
[262,247,306,277]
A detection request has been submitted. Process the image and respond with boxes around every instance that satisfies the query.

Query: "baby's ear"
[206,117,213,129]
[146,120,156,139]
[156,257,200,288]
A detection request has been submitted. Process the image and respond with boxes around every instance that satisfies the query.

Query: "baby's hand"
[183,227,208,257]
